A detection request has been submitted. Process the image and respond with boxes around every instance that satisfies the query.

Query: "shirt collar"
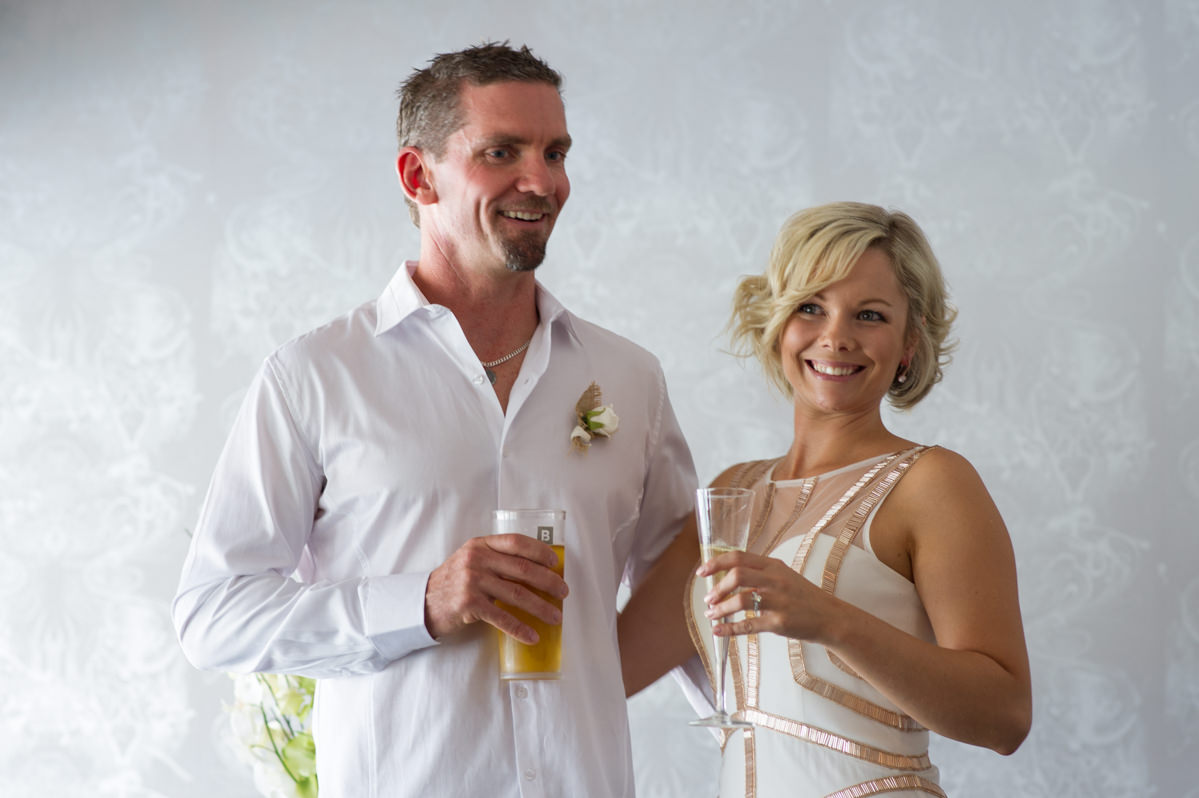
[375,260,578,343]
[374,261,428,334]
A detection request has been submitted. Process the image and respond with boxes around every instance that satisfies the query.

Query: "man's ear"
[397,147,437,205]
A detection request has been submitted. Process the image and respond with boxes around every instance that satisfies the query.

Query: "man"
[173,42,696,798]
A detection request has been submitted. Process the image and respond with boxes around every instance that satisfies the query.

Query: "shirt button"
[514,685,528,699]
[524,769,536,781]
[472,375,486,386]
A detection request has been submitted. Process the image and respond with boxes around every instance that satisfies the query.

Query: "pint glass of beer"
[493,508,566,680]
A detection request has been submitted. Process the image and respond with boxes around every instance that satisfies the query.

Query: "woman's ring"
[751,591,763,612]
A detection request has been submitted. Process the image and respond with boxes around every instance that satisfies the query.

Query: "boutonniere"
[570,381,619,452]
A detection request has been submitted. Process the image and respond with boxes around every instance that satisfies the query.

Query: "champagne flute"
[689,486,754,729]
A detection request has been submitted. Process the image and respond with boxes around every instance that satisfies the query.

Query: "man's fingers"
[474,599,541,645]
[485,533,564,571]
[482,537,568,600]
[491,576,563,626]
[424,536,566,641]
[465,575,563,643]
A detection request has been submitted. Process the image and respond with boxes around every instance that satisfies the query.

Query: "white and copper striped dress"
[686,447,947,798]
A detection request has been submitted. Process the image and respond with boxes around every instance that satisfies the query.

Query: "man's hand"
[424,534,568,643]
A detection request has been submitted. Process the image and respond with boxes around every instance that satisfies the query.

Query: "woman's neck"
[777,409,909,480]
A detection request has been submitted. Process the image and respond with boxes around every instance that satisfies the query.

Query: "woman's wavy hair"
[730,202,957,410]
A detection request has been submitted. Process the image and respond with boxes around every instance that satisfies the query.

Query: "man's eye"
[547,150,567,163]
[486,148,510,159]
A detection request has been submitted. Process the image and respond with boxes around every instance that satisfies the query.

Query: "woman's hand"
[696,550,836,643]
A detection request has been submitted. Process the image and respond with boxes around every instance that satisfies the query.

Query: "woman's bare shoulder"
[896,445,1006,540]
[906,445,990,494]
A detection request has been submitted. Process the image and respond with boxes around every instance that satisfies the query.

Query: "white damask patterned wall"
[2,0,1196,795]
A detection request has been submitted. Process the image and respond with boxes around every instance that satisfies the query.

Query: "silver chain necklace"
[480,337,533,384]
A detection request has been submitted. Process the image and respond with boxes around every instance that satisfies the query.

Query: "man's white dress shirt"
[173,263,697,798]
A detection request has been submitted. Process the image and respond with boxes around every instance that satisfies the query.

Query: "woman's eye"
[796,303,821,315]
[859,309,885,322]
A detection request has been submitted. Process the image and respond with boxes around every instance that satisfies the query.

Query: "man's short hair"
[396,41,563,226]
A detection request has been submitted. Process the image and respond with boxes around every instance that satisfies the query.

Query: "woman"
[619,202,1031,797]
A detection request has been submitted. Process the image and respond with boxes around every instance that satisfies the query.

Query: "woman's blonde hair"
[730,202,957,410]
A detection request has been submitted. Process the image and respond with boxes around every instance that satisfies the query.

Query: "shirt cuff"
[360,571,438,661]
[671,654,715,715]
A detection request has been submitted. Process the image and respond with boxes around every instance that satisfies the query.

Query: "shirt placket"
[492,326,556,797]
[509,680,549,798]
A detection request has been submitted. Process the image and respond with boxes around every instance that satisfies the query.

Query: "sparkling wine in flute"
[691,488,754,729]
[700,543,738,668]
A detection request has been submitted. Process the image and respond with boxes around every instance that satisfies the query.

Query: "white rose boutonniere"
[571,381,619,452]
[585,405,619,437]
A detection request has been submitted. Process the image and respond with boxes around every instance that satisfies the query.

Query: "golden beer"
[497,543,565,679]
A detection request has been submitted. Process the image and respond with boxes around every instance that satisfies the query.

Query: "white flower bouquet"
[227,673,319,798]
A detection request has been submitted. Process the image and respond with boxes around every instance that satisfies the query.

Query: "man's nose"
[516,156,556,196]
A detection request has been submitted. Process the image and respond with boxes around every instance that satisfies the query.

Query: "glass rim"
[493,508,567,519]
[696,487,754,498]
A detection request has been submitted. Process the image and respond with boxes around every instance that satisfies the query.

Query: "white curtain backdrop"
[2,0,1196,795]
